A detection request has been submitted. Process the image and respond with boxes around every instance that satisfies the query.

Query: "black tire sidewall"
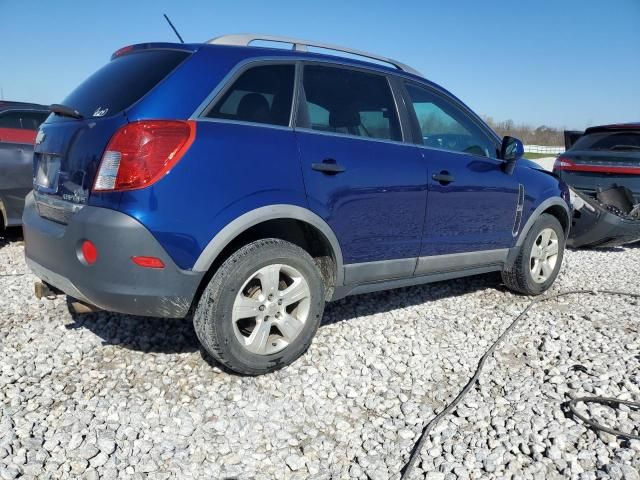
[198,240,325,374]
[520,214,565,294]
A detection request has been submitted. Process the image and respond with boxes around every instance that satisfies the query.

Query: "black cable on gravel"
[400,289,640,479]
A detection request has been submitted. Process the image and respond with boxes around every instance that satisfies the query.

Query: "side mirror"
[501,136,524,174]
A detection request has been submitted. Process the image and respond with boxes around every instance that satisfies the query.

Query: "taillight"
[553,156,575,171]
[94,120,195,192]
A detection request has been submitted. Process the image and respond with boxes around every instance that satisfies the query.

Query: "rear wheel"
[502,213,565,295]
[194,238,325,375]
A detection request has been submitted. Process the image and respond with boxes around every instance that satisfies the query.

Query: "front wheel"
[193,238,325,375]
[502,213,565,295]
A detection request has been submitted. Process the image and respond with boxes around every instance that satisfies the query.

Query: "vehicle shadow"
[65,272,502,359]
[572,242,639,253]
[65,305,201,355]
[322,272,502,326]
[0,227,24,248]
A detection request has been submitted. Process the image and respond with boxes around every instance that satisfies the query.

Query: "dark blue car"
[24,35,571,374]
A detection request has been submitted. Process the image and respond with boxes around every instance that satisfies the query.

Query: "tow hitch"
[34,281,61,299]
[34,280,101,313]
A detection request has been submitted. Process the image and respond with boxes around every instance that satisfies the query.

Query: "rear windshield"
[59,50,190,118]
[571,131,640,152]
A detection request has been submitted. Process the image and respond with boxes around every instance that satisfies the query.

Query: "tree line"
[482,117,565,146]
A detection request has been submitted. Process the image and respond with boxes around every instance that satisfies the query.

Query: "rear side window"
[60,50,190,118]
[298,65,401,142]
[206,64,295,127]
[571,131,640,151]
[0,110,48,130]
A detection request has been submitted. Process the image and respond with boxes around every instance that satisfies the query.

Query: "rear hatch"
[554,127,640,202]
[33,47,192,222]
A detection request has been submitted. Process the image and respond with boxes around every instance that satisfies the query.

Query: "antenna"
[163,14,184,44]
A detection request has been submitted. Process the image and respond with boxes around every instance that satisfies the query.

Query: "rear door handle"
[311,159,346,175]
[432,171,454,185]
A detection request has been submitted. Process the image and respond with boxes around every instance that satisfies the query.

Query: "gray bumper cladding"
[22,193,204,318]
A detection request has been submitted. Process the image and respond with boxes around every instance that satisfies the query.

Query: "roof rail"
[207,34,422,77]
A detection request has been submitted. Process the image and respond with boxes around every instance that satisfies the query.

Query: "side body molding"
[192,204,345,286]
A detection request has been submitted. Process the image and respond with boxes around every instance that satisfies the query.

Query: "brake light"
[94,120,195,192]
[553,157,575,171]
[112,45,134,58]
[553,156,640,174]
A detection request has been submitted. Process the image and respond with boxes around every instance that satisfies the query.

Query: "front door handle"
[432,171,454,185]
[311,159,346,175]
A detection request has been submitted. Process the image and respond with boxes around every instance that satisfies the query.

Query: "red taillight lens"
[131,256,165,269]
[93,120,195,192]
[81,240,98,265]
[553,156,575,171]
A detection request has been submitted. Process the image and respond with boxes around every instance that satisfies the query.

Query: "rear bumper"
[23,192,204,317]
[568,203,640,248]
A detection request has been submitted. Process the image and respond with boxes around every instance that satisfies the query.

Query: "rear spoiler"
[110,42,197,60]
[584,124,640,135]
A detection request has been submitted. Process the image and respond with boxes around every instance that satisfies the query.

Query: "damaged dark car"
[554,123,640,248]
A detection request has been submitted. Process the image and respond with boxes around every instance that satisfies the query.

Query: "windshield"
[58,50,190,119]
[571,131,640,151]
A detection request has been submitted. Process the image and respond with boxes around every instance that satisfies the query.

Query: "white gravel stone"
[1,230,639,479]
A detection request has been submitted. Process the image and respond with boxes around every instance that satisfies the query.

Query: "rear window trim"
[50,48,192,123]
[293,60,408,145]
[196,58,298,130]
[192,56,420,139]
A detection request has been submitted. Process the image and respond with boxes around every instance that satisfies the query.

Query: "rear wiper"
[609,144,640,151]
[50,103,83,120]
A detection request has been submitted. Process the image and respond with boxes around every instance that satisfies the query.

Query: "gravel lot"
[1,228,639,480]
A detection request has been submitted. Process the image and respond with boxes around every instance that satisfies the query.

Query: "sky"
[1,0,638,130]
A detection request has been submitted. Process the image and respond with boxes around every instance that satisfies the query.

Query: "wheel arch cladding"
[542,204,570,236]
[192,204,345,291]
[516,197,571,248]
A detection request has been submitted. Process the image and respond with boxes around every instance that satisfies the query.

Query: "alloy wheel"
[232,263,311,355]
[529,228,559,283]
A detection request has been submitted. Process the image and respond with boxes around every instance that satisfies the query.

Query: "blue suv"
[24,35,571,374]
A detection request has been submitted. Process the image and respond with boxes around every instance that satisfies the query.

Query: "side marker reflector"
[131,256,165,269]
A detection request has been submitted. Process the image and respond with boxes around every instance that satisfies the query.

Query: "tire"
[502,213,565,295]
[193,238,325,375]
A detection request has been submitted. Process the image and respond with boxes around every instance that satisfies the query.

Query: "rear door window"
[298,65,401,142]
[206,64,295,127]
[59,50,190,119]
